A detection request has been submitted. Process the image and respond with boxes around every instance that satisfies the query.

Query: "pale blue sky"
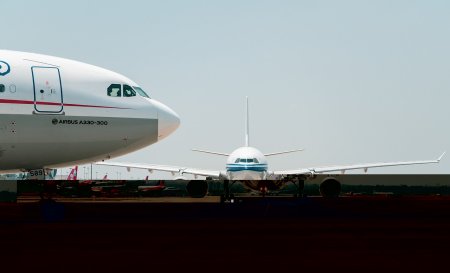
[3,0,449,179]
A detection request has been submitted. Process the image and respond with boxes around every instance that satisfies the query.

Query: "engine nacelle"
[186,180,208,198]
[173,176,189,181]
[319,177,341,198]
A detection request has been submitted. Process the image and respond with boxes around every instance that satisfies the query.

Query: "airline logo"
[0,61,11,76]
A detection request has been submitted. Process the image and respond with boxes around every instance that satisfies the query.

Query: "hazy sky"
[3,0,449,179]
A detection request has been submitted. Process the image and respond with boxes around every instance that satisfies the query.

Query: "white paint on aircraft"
[0,50,180,173]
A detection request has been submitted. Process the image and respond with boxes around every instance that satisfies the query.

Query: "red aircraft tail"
[67,166,78,180]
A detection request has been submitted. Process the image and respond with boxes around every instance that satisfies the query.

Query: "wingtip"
[438,151,446,162]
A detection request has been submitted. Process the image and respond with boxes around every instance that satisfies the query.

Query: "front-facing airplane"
[97,97,444,201]
[0,50,179,175]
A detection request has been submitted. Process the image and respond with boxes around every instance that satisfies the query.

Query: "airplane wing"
[95,161,223,179]
[273,152,446,176]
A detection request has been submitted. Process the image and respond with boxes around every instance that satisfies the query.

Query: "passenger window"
[107,84,121,97]
[0,84,4,93]
[123,85,137,97]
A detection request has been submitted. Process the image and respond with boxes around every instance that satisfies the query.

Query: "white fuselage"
[0,50,179,173]
[225,146,268,180]
[224,146,285,191]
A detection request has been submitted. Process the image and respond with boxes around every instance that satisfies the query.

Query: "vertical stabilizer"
[67,166,78,180]
[245,97,249,147]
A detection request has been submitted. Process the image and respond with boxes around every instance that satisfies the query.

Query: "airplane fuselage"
[225,146,268,179]
[0,50,179,173]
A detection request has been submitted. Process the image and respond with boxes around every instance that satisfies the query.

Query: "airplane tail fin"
[67,166,78,180]
[245,96,249,147]
[191,97,249,155]
[47,169,57,180]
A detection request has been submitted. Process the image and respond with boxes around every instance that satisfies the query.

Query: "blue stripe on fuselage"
[226,164,268,172]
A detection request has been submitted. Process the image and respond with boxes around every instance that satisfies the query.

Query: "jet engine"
[319,177,341,198]
[186,180,208,198]
[173,176,189,181]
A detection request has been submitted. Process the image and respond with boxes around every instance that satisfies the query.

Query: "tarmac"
[1,195,450,272]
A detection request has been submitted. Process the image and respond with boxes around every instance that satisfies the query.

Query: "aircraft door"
[32,67,64,113]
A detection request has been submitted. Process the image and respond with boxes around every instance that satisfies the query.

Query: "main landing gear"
[220,180,237,204]
[290,177,305,198]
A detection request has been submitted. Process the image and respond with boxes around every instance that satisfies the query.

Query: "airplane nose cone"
[153,100,180,141]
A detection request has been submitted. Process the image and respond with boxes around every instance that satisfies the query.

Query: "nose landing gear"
[220,180,238,204]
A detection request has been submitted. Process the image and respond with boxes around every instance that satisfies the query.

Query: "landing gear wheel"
[229,194,236,203]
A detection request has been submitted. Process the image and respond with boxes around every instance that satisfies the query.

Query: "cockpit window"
[239,158,254,163]
[107,84,121,97]
[133,86,150,98]
[123,85,137,97]
[235,158,259,164]
[0,84,4,93]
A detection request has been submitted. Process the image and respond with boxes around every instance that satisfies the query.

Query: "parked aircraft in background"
[0,50,180,178]
[67,166,78,180]
[98,99,445,202]
[137,180,166,196]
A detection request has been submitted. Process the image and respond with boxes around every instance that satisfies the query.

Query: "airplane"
[97,97,445,202]
[0,50,180,178]
[56,166,117,197]
[137,180,166,196]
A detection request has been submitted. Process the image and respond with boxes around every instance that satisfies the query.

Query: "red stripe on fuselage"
[0,99,130,109]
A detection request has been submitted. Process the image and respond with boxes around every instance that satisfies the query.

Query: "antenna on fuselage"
[245,96,249,147]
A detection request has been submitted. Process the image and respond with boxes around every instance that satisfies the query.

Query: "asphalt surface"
[1,195,450,272]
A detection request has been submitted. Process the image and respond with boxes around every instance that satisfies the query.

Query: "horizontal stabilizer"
[438,151,446,162]
[191,149,229,157]
[264,149,304,157]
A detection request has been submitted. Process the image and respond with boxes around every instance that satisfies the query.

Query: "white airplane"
[0,50,180,178]
[97,98,445,201]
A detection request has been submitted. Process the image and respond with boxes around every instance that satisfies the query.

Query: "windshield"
[123,85,137,97]
[107,84,121,97]
[133,86,150,98]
